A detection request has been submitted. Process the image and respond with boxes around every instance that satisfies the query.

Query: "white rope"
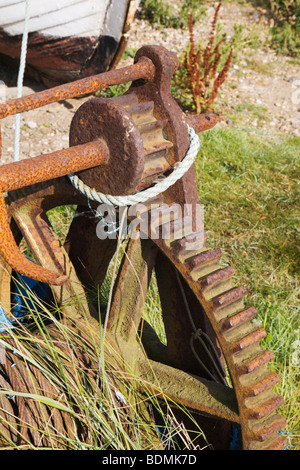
[68,125,200,206]
[14,0,30,162]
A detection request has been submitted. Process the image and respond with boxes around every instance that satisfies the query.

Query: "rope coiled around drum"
[68,125,200,207]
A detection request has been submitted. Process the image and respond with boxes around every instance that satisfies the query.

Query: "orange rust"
[0,140,109,285]
[186,112,221,133]
[0,140,109,192]
[0,193,67,285]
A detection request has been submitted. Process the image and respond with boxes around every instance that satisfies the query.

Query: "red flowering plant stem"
[181,3,233,114]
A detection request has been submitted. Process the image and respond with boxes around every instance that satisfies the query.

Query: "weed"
[122,47,137,60]
[268,0,300,56]
[172,3,233,113]
[95,83,130,99]
[230,23,263,52]
[139,0,206,29]
[287,57,300,64]
[139,0,174,26]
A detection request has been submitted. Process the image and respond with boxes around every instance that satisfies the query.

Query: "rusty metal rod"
[0,140,109,192]
[186,112,221,133]
[0,140,109,286]
[0,57,155,120]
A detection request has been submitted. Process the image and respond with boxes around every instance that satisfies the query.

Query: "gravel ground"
[0,2,299,165]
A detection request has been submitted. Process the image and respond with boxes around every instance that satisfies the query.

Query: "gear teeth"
[226,326,267,354]
[150,212,286,449]
[112,95,175,188]
[239,365,281,396]
[111,93,139,108]
[248,433,288,450]
[142,150,171,181]
[186,248,223,280]
[137,118,169,134]
[157,216,194,246]
[198,266,235,300]
[126,100,155,124]
[245,390,285,419]
[120,98,174,186]
[235,349,275,374]
[212,286,248,311]
[220,306,257,332]
[142,131,173,156]
[171,231,207,262]
[230,328,267,354]
[142,129,173,180]
[210,287,247,325]
[249,413,287,442]
[150,204,183,236]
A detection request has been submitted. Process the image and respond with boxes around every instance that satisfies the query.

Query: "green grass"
[287,58,300,65]
[243,57,275,75]
[227,103,271,124]
[139,0,206,29]
[195,126,300,448]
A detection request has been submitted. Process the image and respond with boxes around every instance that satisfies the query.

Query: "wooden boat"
[0,0,139,86]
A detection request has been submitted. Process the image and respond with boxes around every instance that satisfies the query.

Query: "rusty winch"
[0,46,287,450]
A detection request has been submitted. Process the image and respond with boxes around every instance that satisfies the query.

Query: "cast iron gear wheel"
[0,172,288,450]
